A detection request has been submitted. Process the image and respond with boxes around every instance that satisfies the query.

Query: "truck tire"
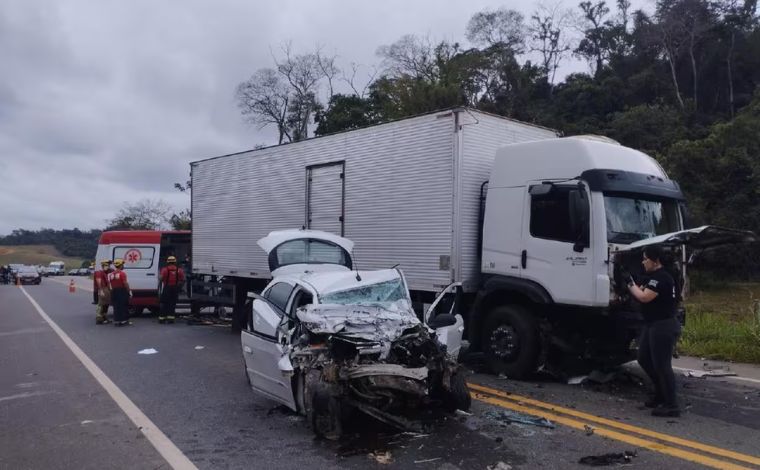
[481,305,540,379]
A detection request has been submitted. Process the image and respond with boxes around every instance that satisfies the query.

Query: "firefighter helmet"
[113,259,125,268]
[167,256,177,263]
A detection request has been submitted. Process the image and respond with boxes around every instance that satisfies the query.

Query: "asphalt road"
[2,278,760,470]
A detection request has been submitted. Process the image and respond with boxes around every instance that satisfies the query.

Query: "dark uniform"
[637,268,680,411]
[159,262,185,323]
[108,266,130,326]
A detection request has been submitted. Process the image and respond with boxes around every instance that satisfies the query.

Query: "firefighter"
[94,260,112,324]
[158,255,185,324]
[108,259,132,326]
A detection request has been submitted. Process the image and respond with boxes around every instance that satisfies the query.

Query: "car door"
[241,282,297,410]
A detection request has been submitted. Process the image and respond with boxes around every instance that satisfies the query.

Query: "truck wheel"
[482,305,540,379]
[443,372,471,412]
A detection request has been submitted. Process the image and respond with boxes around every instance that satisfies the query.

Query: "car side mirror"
[569,186,590,253]
[428,313,457,329]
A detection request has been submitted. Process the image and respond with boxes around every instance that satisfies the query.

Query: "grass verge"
[679,283,760,363]
[0,245,86,269]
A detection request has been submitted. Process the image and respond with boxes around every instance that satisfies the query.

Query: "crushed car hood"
[296,301,420,343]
[614,225,757,252]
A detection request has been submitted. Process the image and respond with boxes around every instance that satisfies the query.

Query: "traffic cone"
[68,279,76,293]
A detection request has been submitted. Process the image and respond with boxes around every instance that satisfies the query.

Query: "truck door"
[521,183,596,306]
[306,162,345,236]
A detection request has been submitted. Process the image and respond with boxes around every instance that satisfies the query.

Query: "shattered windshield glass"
[321,279,409,307]
[604,195,681,243]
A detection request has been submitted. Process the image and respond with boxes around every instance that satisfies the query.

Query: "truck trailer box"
[191,109,557,293]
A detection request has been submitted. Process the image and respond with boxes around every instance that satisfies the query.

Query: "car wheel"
[482,305,540,379]
[308,382,343,440]
[442,372,471,412]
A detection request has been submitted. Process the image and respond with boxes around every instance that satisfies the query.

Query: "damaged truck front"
[241,231,470,438]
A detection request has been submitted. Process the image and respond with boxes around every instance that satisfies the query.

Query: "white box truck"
[190,108,754,378]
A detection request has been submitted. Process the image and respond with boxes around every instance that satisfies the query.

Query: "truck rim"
[489,325,519,360]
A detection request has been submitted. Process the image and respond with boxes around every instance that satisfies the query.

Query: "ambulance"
[95,230,191,314]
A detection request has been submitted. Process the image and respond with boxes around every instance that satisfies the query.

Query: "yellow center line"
[472,392,752,470]
[468,382,760,467]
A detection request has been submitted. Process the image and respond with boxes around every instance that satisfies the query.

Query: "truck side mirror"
[568,187,590,253]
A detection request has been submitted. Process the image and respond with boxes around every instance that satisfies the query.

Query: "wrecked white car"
[241,230,470,438]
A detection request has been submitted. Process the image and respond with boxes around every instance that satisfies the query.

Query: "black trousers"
[112,288,129,323]
[637,317,681,407]
[161,286,178,317]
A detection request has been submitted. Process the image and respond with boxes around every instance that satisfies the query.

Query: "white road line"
[673,366,760,385]
[19,286,198,470]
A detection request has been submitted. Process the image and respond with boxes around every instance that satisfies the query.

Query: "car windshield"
[19,267,37,273]
[321,278,409,308]
[604,195,681,243]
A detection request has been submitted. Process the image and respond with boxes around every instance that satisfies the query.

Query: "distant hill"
[0,228,100,259]
[0,245,87,269]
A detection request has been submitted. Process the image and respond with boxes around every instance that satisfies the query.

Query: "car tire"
[443,372,471,412]
[482,305,540,379]
[308,382,343,440]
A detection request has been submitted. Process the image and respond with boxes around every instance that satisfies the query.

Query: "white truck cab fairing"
[482,137,685,307]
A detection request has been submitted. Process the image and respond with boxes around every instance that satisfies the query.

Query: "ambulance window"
[112,246,156,269]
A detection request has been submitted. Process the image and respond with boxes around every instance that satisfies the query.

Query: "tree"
[529,3,574,86]
[236,44,339,143]
[466,7,527,52]
[106,199,171,231]
[663,89,760,232]
[314,94,378,135]
[236,68,291,144]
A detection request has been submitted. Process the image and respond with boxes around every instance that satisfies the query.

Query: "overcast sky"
[0,0,650,235]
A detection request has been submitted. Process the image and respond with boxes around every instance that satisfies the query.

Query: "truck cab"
[474,136,754,377]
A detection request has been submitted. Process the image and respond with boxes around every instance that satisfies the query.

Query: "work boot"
[96,319,104,325]
[158,316,166,324]
[651,405,681,417]
[167,316,175,324]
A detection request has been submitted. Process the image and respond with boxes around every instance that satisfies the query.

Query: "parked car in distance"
[15,266,42,285]
[68,269,80,275]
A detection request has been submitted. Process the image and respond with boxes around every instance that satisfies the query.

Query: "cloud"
[2,0,646,235]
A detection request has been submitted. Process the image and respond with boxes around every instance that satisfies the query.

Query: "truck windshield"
[604,195,681,243]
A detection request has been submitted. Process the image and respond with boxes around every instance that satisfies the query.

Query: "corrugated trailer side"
[192,111,459,292]
[455,111,559,291]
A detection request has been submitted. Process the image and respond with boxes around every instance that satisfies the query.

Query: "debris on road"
[413,457,441,464]
[487,462,513,470]
[568,376,587,385]
[681,368,737,378]
[584,424,595,436]
[455,409,473,416]
[484,410,555,429]
[194,345,205,350]
[137,348,158,355]
[368,451,393,464]
[578,450,636,466]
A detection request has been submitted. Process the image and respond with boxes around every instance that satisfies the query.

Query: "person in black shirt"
[627,245,681,417]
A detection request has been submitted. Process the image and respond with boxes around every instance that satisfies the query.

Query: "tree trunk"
[689,31,698,109]
[727,31,735,118]
[665,49,685,109]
